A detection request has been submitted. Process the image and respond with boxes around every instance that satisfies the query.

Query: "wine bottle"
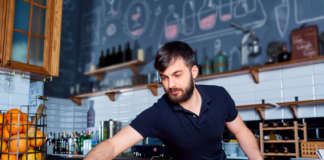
[117,45,123,64]
[111,47,116,65]
[98,50,105,68]
[125,42,132,62]
[104,48,111,67]
[278,44,291,62]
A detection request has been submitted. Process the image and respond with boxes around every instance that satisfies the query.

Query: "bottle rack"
[259,121,307,158]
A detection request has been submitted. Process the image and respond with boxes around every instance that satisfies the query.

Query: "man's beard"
[165,76,195,103]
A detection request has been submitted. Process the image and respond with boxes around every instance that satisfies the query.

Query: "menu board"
[291,26,319,60]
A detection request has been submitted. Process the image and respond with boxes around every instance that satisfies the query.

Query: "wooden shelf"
[263,140,296,143]
[277,99,324,119]
[84,60,145,81]
[263,126,295,131]
[236,103,275,120]
[197,56,324,84]
[263,152,297,156]
[71,82,161,105]
[236,103,275,109]
[73,56,324,104]
[277,99,324,107]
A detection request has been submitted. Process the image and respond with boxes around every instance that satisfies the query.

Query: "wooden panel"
[9,61,48,75]
[3,0,15,66]
[48,0,62,76]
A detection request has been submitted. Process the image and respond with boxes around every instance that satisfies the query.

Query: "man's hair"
[154,41,196,72]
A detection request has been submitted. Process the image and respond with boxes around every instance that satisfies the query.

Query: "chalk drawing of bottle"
[219,0,233,21]
[229,46,241,70]
[198,0,217,31]
[182,0,196,35]
[275,0,289,38]
[234,0,248,18]
[132,6,142,28]
[164,4,180,40]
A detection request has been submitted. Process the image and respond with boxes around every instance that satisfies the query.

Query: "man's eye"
[175,74,181,77]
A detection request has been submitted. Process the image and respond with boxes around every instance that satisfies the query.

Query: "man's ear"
[191,65,199,78]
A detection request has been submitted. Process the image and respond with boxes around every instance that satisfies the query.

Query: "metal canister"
[212,51,228,73]
[201,56,212,75]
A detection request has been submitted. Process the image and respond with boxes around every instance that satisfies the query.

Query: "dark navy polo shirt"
[130,85,238,160]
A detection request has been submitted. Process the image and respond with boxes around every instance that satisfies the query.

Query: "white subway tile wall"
[89,63,324,127]
[46,97,88,133]
[0,72,30,111]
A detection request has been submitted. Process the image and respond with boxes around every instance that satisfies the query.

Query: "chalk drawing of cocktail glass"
[106,0,117,16]
[219,0,232,21]
[132,6,142,28]
[165,4,180,40]
[198,0,217,30]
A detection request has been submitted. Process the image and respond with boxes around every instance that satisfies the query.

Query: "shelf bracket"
[289,104,298,119]
[250,68,259,83]
[129,64,139,74]
[71,97,82,106]
[255,107,265,120]
[94,74,103,82]
[147,83,159,96]
[105,92,117,101]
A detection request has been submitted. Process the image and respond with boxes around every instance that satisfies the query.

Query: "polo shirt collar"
[167,85,213,112]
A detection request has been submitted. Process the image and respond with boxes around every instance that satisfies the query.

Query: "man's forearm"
[236,128,263,160]
[84,139,116,160]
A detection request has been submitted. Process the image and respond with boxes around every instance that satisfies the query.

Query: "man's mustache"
[168,88,182,93]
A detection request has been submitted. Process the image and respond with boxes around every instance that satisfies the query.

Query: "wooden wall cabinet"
[0,0,62,77]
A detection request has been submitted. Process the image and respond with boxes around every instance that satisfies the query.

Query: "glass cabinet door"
[11,0,46,67]
[1,0,62,76]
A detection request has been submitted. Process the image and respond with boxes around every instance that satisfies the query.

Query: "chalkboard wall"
[45,0,324,97]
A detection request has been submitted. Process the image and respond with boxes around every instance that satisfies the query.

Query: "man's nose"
[168,77,176,88]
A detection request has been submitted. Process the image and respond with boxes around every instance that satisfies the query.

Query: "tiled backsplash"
[89,63,324,127]
[46,97,88,133]
[0,71,30,111]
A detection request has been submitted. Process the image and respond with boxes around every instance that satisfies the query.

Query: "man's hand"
[84,125,143,160]
[226,115,263,160]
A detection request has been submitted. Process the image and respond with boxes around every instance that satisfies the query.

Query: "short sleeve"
[222,87,238,122]
[130,105,160,138]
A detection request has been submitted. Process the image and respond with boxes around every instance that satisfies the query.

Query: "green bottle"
[212,50,228,73]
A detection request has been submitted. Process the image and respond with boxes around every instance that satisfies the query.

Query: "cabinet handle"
[7,60,11,66]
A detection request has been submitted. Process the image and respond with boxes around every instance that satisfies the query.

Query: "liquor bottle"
[87,101,95,128]
[124,42,132,62]
[104,48,111,67]
[278,44,291,62]
[60,132,65,154]
[56,132,61,154]
[64,131,69,154]
[53,133,57,154]
[117,45,123,64]
[98,50,105,68]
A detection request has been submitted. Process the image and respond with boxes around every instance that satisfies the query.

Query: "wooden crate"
[301,141,324,158]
